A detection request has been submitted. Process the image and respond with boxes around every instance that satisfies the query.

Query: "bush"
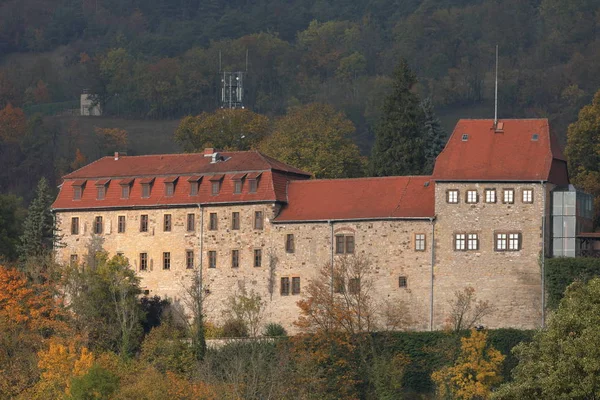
[69,363,120,400]
[263,323,287,337]
[221,319,249,338]
[546,257,600,308]
[204,321,224,339]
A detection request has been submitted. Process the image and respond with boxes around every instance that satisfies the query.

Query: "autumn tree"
[446,287,494,332]
[0,103,27,144]
[94,127,128,157]
[177,271,207,361]
[174,108,270,152]
[432,329,505,400]
[222,287,265,337]
[493,278,600,399]
[259,103,365,178]
[370,59,426,177]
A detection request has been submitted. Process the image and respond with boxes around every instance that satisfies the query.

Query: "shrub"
[263,323,287,337]
[221,319,248,338]
[204,321,224,339]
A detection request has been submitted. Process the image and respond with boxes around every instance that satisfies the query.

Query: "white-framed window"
[467,233,479,250]
[415,233,426,251]
[447,190,459,203]
[485,189,496,203]
[454,233,466,250]
[508,233,521,250]
[503,189,514,204]
[522,189,533,203]
[466,190,478,204]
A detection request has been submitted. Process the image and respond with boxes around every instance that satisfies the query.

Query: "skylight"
[532,134,539,141]
[462,134,469,141]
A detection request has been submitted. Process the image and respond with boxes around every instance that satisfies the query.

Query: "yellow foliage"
[431,329,505,400]
[35,340,94,396]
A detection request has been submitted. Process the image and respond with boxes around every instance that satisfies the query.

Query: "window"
[70,254,78,267]
[94,216,103,234]
[186,250,194,269]
[211,181,220,195]
[399,276,407,288]
[454,233,466,250]
[140,215,149,232]
[71,217,79,235]
[292,277,301,295]
[503,189,514,204]
[494,232,523,251]
[249,179,258,193]
[466,190,478,204]
[121,185,130,199]
[462,134,469,141]
[508,233,521,251]
[495,233,507,251]
[485,189,496,203]
[467,233,479,250]
[522,189,533,203]
[254,249,262,267]
[415,233,425,251]
[254,211,264,230]
[447,189,459,203]
[142,184,151,198]
[96,185,106,200]
[335,235,355,254]
[165,182,175,197]
[208,251,217,268]
[140,253,148,271]
[231,212,240,230]
[164,214,172,232]
[231,250,239,268]
[234,180,242,194]
[333,276,345,294]
[73,186,83,200]
[285,234,295,253]
[209,213,218,230]
[163,252,170,270]
[280,277,290,296]
[348,278,360,295]
[190,182,199,196]
[187,213,195,231]
[118,216,126,233]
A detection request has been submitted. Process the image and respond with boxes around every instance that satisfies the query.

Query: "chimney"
[114,151,127,160]
[114,152,119,160]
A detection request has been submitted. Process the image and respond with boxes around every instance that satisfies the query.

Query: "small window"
[292,277,301,295]
[163,214,172,232]
[254,211,264,230]
[503,189,514,204]
[280,277,290,296]
[163,252,170,270]
[73,186,82,200]
[118,216,126,233]
[71,217,79,235]
[447,190,459,203]
[121,185,130,199]
[249,179,258,193]
[333,276,345,294]
[140,214,149,232]
[231,250,239,268]
[231,212,240,230]
[142,184,151,198]
[399,276,407,288]
[348,278,360,295]
[495,233,507,251]
[466,190,478,204]
[209,213,218,230]
[94,216,103,234]
[522,189,533,203]
[508,233,521,251]
[454,233,466,251]
[186,250,194,269]
[285,234,295,253]
[234,180,242,194]
[485,189,496,203]
[96,185,106,200]
[335,235,355,254]
[165,182,174,197]
[140,253,148,271]
[190,182,199,196]
[70,254,78,267]
[415,233,426,251]
[186,213,195,231]
[208,251,217,268]
[211,181,220,195]
[467,233,479,250]
[254,249,262,267]
[462,134,469,141]
[532,134,539,141]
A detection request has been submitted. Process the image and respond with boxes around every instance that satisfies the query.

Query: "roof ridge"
[64,155,111,178]
[288,175,432,184]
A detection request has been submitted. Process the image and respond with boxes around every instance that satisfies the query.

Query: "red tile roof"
[433,119,568,183]
[274,176,434,222]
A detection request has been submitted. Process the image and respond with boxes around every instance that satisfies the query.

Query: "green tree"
[18,177,56,263]
[421,98,447,174]
[370,59,426,176]
[174,108,271,152]
[0,194,25,262]
[493,278,600,399]
[565,90,600,224]
[259,103,364,178]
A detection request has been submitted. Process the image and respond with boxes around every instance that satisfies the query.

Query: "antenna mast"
[494,45,498,127]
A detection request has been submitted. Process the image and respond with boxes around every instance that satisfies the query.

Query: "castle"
[52,119,575,332]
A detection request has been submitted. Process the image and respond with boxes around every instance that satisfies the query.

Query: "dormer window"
[95,179,110,200]
[231,173,246,195]
[164,176,178,197]
[72,180,86,200]
[247,172,262,193]
[120,178,133,199]
[187,176,202,196]
[140,177,155,198]
[209,174,224,195]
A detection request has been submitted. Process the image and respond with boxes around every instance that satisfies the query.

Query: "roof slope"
[275,176,434,222]
[433,119,567,182]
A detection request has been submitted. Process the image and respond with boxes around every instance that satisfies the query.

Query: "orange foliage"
[70,148,87,170]
[94,126,128,150]
[35,340,94,396]
[0,103,26,143]
[166,371,221,400]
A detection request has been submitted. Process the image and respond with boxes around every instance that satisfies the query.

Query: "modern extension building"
[53,119,586,332]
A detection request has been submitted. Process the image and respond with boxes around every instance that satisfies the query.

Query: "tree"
[565,89,600,224]
[94,127,128,157]
[493,278,600,399]
[174,108,270,152]
[0,103,26,144]
[259,103,365,178]
[421,97,447,174]
[223,287,265,337]
[369,59,426,177]
[445,287,494,332]
[432,329,505,400]
[0,194,25,262]
[177,271,207,361]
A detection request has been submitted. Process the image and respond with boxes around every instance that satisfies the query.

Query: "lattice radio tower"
[219,50,247,109]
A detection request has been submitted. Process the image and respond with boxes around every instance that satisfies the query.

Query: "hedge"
[546,257,600,308]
